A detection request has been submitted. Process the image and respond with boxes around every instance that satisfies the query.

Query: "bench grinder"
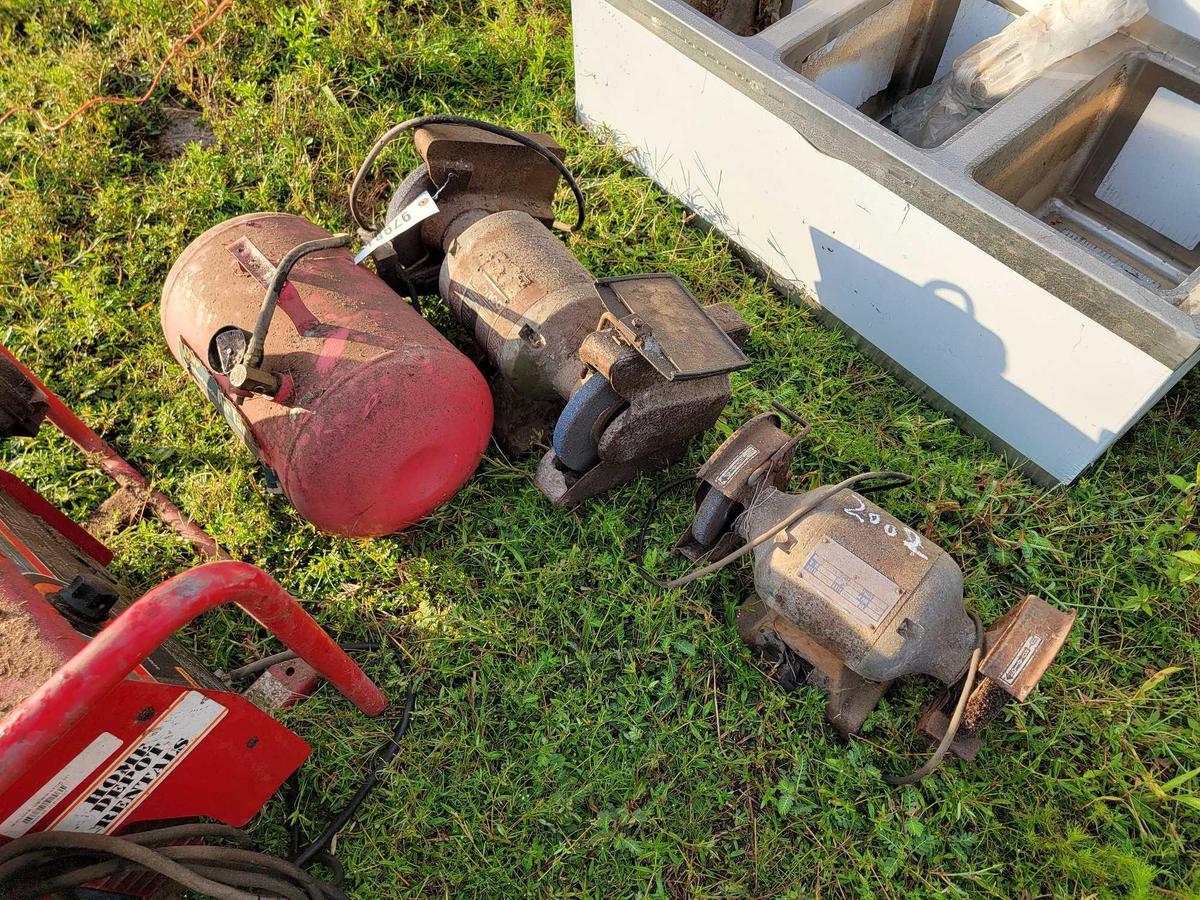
[351,116,751,505]
[649,408,1075,782]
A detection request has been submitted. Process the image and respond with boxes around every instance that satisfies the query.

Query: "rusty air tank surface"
[161,212,493,537]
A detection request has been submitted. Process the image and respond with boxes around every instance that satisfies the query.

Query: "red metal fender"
[0,560,386,796]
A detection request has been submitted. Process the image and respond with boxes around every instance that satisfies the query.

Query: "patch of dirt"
[0,596,60,720]
[83,487,148,543]
[684,0,781,35]
[489,374,560,457]
[153,107,216,160]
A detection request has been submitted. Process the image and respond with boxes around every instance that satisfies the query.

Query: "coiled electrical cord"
[348,114,587,234]
[0,824,343,900]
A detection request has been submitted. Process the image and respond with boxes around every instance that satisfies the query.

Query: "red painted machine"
[0,560,385,841]
[160,212,494,537]
[0,351,389,896]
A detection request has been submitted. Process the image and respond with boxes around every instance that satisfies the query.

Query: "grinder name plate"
[796,538,902,629]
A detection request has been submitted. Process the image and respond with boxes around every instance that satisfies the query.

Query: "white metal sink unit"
[573,0,1200,484]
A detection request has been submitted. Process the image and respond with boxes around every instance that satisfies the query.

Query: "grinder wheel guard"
[350,115,752,506]
[638,406,1077,784]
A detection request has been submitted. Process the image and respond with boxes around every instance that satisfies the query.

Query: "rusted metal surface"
[442,209,599,400]
[698,410,799,498]
[580,327,738,464]
[399,125,566,257]
[738,595,891,736]
[244,658,321,711]
[161,212,493,536]
[0,355,46,440]
[682,0,782,36]
[688,413,1074,763]
[595,274,748,380]
[378,123,751,505]
[676,410,801,561]
[746,485,974,685]
[0,344,227,561]
[977,594,1076,701]
[958,676,1011,737]
[915,592,1074,756]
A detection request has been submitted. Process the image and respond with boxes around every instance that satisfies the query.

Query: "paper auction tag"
[354,191,440,264]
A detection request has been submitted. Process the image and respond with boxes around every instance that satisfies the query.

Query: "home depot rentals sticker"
[2,691,225,837]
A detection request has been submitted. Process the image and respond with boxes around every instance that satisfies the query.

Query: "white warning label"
[715,446,759,487]
[1000,634,1044,686]
[51,691,226,834]
[0,732,123,838]
[354,191,440,264]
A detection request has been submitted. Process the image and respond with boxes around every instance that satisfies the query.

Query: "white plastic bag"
[892,0,1149,148]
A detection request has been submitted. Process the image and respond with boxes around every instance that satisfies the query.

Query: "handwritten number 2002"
[842,497,929,560]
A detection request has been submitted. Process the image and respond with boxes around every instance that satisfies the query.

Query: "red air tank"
[161,213,492,537]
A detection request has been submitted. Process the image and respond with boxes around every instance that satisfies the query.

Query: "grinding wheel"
[691,486,740,548]
[552,373,627,473]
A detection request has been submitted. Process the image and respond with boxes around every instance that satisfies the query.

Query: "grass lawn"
[1,0,1199,896]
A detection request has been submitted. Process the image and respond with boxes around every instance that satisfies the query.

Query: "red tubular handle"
[0,560,387,795]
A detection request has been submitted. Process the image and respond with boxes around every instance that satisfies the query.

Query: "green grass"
[1,0,1199,896]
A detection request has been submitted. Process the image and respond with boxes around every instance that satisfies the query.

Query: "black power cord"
[0,824,344,900]
[227,642,418,869]
[289,686,416,868]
